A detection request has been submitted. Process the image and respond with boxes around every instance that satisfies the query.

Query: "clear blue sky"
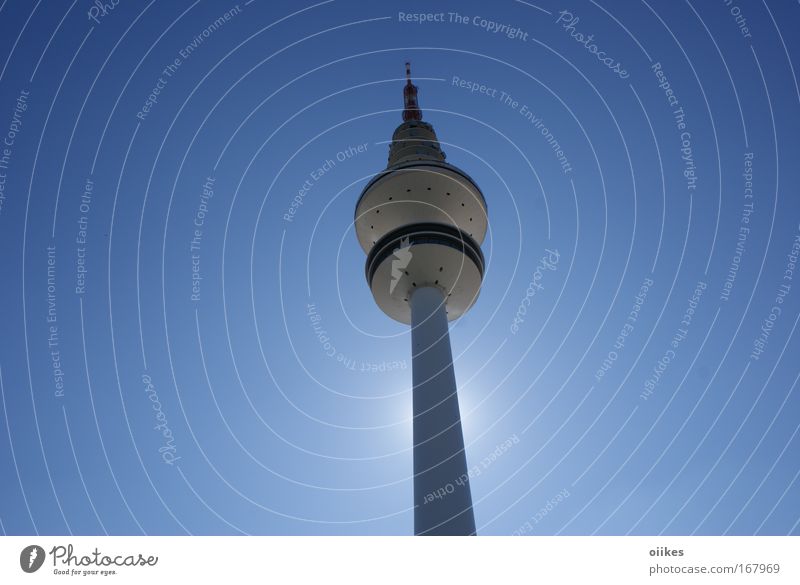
[0,0,798,535]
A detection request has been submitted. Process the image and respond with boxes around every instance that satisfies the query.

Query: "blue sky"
[0,0,798,535]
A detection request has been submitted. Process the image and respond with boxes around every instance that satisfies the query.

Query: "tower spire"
[402,61,422,122]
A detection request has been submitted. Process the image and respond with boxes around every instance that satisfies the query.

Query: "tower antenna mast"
[402,61,422,122]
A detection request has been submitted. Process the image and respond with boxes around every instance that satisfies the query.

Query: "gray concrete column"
[410,285,476,535]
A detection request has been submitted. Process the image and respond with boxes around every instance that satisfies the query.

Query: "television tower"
[354,63,488,535]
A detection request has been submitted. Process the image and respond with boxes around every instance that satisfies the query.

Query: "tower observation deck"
[354,63,489,535]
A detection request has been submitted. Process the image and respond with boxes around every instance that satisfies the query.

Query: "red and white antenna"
[402,61,422,121]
